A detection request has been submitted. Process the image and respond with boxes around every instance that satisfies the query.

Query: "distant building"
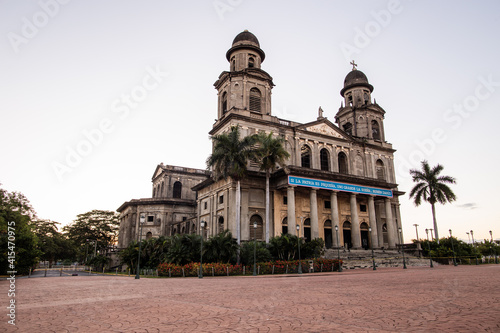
[117,30,404,250]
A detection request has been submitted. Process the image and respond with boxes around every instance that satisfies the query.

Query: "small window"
[360,204,367,212]
[324,200,331,209]
[343,122,352,136]
[283,196,288,205]
[222,92,228,114]
[320,148,329,171]
[219,195,224,204]
[372,120,381,141]
[182,216,187,221]
[376,159,385,180]
[204,202,207,210]
[147,216,154,223]
[248,57,255,68]
[301,145,311,168]
[338,152,348,174]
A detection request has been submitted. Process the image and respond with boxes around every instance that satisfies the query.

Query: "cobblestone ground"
[2,265,500,332]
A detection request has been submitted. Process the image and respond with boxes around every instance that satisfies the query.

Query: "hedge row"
[157,258,342,277]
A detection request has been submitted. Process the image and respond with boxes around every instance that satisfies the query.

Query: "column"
[350,194,361,248]
[368,196,379,248]
[310,189,319,239]
[385,198,396,248]
[287,186,296,236]
[330,191,340,247]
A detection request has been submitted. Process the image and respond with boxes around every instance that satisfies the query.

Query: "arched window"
[320,148,329,171]
[222,92,228,114]
[376,159,385,181]
[343,122,352,136]
[282,217,288,235]
[248,57,255,68]
[338,152,348,174]
[250,215,263,240]
[249,87,261,112]
[372,120,381,140]
[146,231,152,239]
[303,218,311,242]
[218,216,224,234]
[301,145,311,168]
[173,181,182,198]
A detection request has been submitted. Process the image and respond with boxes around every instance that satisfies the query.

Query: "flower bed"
[157,259,341,278]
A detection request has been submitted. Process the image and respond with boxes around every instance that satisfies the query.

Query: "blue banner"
[288,176,393,198]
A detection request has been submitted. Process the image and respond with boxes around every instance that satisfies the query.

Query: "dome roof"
[232,30,260,47]
[340,69,374,96]
[226,30,265,62]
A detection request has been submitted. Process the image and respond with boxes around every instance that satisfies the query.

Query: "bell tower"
[335,62,386,142]
[214,30,274,121]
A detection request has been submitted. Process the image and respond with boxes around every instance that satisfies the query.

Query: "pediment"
[152,164,164,179]
[303,122,346,139]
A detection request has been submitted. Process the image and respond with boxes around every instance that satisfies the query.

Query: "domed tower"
[335,64,386,142]
[214,30,274,121]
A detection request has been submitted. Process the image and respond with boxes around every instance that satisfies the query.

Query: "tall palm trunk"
[236,180,241,245]
[431,202,439,241]
[265,170,270,243]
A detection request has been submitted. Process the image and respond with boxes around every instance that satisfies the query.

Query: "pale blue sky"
[1,0,499,242]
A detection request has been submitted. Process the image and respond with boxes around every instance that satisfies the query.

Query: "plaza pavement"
[2,265,500,332]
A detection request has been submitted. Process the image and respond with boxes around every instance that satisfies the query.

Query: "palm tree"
[206,125,256,246]
[409,160,456,241]
[253,132,290,243]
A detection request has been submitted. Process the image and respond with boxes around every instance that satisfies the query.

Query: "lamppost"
[398,227,407,269]
[335,225,342,272]
[490,230,498,264]
[296,224,302,274]
[466,232,470,244]
[199,221,206,278]
[253,221,258,276]
[369,227,376,270]
[471,230,478,265]
[85,239,89,265]
[425,228,433,268]
[429,229,434,241]
[449,229,457,266]
[135,214,146,279]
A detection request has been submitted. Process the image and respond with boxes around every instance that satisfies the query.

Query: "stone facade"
[117,30,404,250]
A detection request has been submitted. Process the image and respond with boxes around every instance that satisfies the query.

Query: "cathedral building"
[117,30,404,250]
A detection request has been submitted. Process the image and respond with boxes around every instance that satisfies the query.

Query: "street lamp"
[398,227,407,269]
[369,227,376,270]
[429,229,434,241]
[470,230,478,265]
[199,221,206,278]
[253,221,258,276]
[425,228,433,268]
[135,214,146,279]
[413,224,419,241]
[85,239,89,265]
[491,231,498,264]
[335,225,342,272]
[466,232,470,244]
[449,229,457,266]
[296,224,302,274]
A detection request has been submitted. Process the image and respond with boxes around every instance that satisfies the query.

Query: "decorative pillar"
[368,196,379,248]
[385,198,396,248]
[287,186,296,236]
[350,194,361,248]
[310,189,319,239]
[330,191,340,247]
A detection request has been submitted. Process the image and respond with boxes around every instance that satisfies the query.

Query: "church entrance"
[324,220,332,248]
[360,222,369,250]
[342,221,352,249]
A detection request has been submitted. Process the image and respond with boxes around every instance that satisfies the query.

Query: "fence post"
[128,268,130,277]
[60,268,63,276]
[89,268,92,275]
[115,268,118,276]
[182,268,185,277]
[258,266,260,275]
[29,268,31,278]
[44,268,47,277]
[272,265,275,274]
[226,266,229,276]
[212,267,214,277]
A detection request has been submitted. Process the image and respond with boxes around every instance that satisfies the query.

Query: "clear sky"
[1,0,499,242]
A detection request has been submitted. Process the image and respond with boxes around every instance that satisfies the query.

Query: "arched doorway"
[146,231,152,240]
[360,222,369,250]
[343,221,352,249]
[324,220,333,249]
[303,218,311,242]
[282,217,288,235]
[250,215,263,240]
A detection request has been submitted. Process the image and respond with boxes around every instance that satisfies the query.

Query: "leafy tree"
[0,186,41,275]
[409,161,456,240]
[302,238,325,259]
[240,241,272,265]
[88,254,110,271]
[166,233,201,265]
[252,132,290,243]
[63,210,120,261]
[269,233,298,261]
[32,219,76,267]
[207,125,257,245]
[203,230,238,263]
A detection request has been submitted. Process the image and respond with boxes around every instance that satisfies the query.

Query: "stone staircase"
[323,248,436,270]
